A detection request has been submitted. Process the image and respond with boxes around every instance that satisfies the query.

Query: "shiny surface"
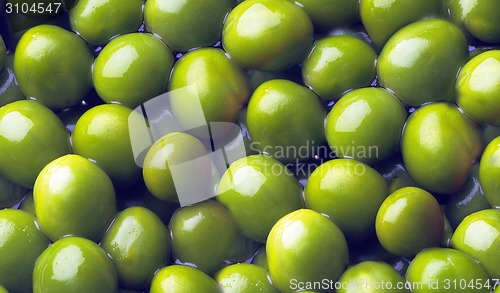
[169,48,250,130]
[337,261,410,293]
[406,248,489,293]
[288,0,358,31]
[92,33,174,108]
[451,209,500,278]
[375,187,444,257]
[246,79,326,163]
[222,0,313,71]
[72,104,142,187]
[0,100,71,187]
[360,0,444,48]
[150,265,220,293]
[143,132,211,202]
[266,209,349,293]
[401,103,482,194]
[101,206,170,289]
[168,200,239,275]
[215,263,279,293]
[377,19,468,106]
[33,154,116,242]
[13,25,93,109]
[33,237,118,293]
[456,50,500,126]
[69,0,144,45]
[0,209,50,293]
[479,137,500,208]
[326,87,406,165]
[302,36,377,101]
[448,0,500,43]
[304,159,388,242]
[216,154,303,242]
[145,0,234,52]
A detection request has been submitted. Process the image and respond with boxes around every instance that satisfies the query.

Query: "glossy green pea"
[376,187,444,257]
[142,132,212,203]
[360,0,444,48]
[0,209,50,293]
[287,0,358,31]
[216,154,303,242]
[14,25,93,109]
[145,0,235,52]
[448,0,500,43]
[444,163,491,229]
[267,209,349,293]
[150,265,220,293]
[302,36,377,101]
[304,159,388,242]
[0,173,28,208]
[33,237,118,293]
[246,79,326,163]
[19,191,35,215]
[33,154,116,242]
[401,103,482,194]
[0,54,26,107]
[377,19,468,107]
[325,88,407,165]
[169,200,239,275]
[226,234,261,263]
[215,263,279,293]
[72,104,142,188]
[222,0,313,72]
[479,137,500,208]
[92,33,174,109]
[101,206,170,289]
[168,48,250,134]
[69,0,144,45]
[406,248,490,293]
[337,261,410,293]
[0,100,71,187]
[456,50,500,126]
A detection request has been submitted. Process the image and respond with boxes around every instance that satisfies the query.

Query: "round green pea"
[69,0,144,45]
[145,0,235,52]
[215,263,279,293]
[302,36,377,101]
[448,0,500,43]
[456,50,500,126]
[101,206,170,289]
[33,154,116,242]
[0,100,71,188]
[150,265,220,293]
[288,0,359,31]
[33,237,118,293]
[305,159,388,242]
[325,87,407,165]
[92,33,174,109]
[222,0,313,72]
[0,209,50,293]
[14,25,93,109]
[479,137,500,208]
[216,154,303,242]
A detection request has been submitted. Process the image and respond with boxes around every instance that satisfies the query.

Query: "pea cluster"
[1,0,500,292]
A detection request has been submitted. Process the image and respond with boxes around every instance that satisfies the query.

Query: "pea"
[0,173,28,209]
[0,100,71,188]
[479,137,500,207]
[216,154,303,242]
[448,0,500,43]
[288,0,359,31]
[33,154,117,242]
[0,209,50,293]
[375,187,444,257]
[69,0,144,45]
[0,53,26,107]
[222,0,313,72]
[101,206,170,289]
[92,33,174,109]
[252,246,269,270]
[215,263,279,292]
[144,0,235,52]
[13,25,93,109]
[150,265,220,293]
[33,236,118,293]
[18,190,35,215]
